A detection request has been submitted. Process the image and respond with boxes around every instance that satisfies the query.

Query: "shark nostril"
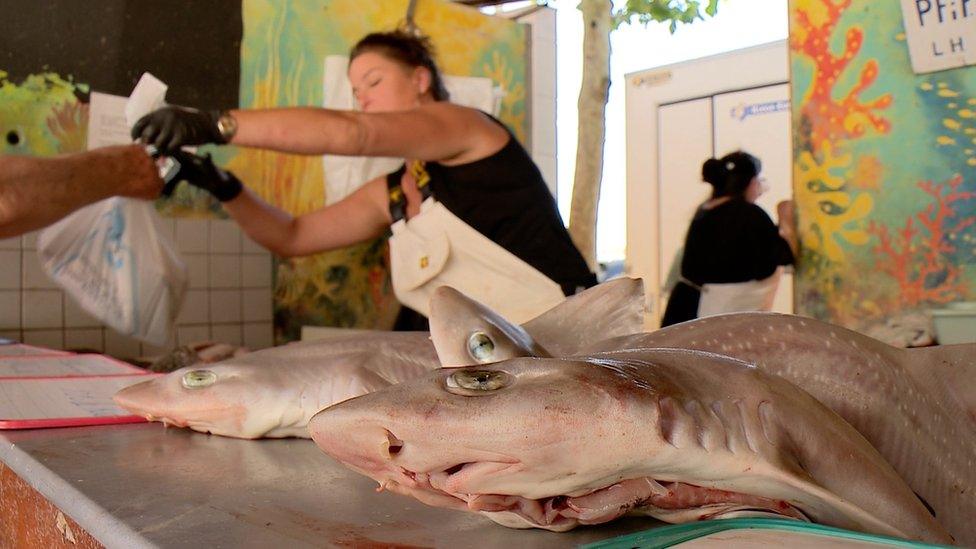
[384,430,403,457]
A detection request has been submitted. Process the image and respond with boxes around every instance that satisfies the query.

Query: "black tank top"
[386,116,596,297]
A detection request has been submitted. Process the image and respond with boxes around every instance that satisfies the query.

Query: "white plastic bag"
[38,197,188,346]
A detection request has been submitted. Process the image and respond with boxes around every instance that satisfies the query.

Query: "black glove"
[131,106,225,154]
[165,150,243,202]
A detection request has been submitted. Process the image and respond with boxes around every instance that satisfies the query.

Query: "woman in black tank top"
[132,30,595,331]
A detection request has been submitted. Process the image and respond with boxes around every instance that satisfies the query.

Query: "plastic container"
[930,302,976,344]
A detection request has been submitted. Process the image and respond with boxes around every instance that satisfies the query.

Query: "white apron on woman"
[389,197,565,324]
[697,268,782,318]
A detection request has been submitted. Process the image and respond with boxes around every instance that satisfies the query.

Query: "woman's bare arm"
[221,175,392,257]
[230,103,507,165]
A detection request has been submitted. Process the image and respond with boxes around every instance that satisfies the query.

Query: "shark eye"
[445,369,511,395]
[467,332,495,363]
[181,369,217,389]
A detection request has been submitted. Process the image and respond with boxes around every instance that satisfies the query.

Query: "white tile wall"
[175,219,209,253]
[242,288,273,322]
[177,289,210,324]
[242,255,272,287]
[0,291,20,329]
[105,329,141,358]
[23,329,64,350]
[23,253,57,289]
[178,325,211,346]
[0,218,275,357]
[0,251,20,289]
[210,289,242,323]
[212,323,243,346]
[65,328,104,352]
[22,290,62,329]
[210,255,241,288]
[243,322,274,349]
[184,254,210,288]
[65,296,101,328]
[210,220,242,253]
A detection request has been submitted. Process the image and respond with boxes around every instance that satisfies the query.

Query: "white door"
[712,83,793,313]
[657,98,713,304]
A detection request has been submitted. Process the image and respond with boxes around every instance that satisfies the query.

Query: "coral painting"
[790,0,976,337]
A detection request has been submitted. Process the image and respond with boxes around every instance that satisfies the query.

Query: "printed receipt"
[0,375,150,426]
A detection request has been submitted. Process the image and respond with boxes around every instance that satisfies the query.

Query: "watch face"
[218,113,238,140]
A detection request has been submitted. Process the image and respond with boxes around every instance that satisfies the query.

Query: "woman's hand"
[132,106,225,153]
[165,151,243,202]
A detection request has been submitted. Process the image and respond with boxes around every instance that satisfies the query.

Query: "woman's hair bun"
[701,158,724,185]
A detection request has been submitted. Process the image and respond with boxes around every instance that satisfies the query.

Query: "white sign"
[900,0,976,74]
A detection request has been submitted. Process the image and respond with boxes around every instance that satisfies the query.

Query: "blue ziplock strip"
[581,518,954,549]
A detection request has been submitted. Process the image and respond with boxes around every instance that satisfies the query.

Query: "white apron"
[697,268,782,318]
[389,197,566,324]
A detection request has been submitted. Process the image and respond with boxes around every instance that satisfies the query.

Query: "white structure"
[624,41,791,327]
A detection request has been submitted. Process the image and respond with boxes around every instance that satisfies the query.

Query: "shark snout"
[308,404,406,477]
[113,378,162,418]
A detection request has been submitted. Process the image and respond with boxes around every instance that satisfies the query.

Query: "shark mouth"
[389,466,810,531]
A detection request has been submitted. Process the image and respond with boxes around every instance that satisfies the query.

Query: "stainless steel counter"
[0,423,660,548]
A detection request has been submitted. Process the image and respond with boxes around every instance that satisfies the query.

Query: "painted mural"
[1,1,528,345]
[233,0,528,342]
[790,0,976,336]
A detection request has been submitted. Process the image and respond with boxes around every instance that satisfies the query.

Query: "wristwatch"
[216,110,238,143]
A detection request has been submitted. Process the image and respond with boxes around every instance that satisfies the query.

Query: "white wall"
[523,7,558,196]
[624,41,789,327]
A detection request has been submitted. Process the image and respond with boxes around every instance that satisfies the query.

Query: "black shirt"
[386,116,596,329]
[661,198,794,327]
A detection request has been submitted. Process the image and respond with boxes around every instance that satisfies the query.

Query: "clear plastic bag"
[38,197,188,347]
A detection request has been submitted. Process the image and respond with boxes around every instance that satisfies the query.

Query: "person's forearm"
[0,154,117,238]
[230,108,367,156]
[0,146,161,239]
[220,188,300,255]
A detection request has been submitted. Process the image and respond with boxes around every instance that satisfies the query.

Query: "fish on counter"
[113,278,646,439]
[307,349,953,544]
[432,293,975,545]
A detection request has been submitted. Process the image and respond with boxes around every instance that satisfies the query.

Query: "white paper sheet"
[0,354,144,378]
[87,91,133,150]
[125,72,169,128]
[0,375,151,425]
[0,344,71,357]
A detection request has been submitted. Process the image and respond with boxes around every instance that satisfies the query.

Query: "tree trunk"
[569,0,611,270]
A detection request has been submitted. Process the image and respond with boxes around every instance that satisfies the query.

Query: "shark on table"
[113,278,645,439]
[317,287,974,545]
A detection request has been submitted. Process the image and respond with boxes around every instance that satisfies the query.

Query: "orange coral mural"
[790,0,976,338]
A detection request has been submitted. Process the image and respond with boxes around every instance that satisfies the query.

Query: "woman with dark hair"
[660,150,798,327]
[132,30,596,330]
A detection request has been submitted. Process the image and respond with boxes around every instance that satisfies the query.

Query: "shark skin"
[114,333,437,439]
[113,279,646,439]
[307,351,952,544]
[583,314,975,547]
[427,294,974,545]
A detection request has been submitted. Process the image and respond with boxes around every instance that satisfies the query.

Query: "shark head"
[113,363,289,438]
[428,278,646,366]
[308,349,951,543]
